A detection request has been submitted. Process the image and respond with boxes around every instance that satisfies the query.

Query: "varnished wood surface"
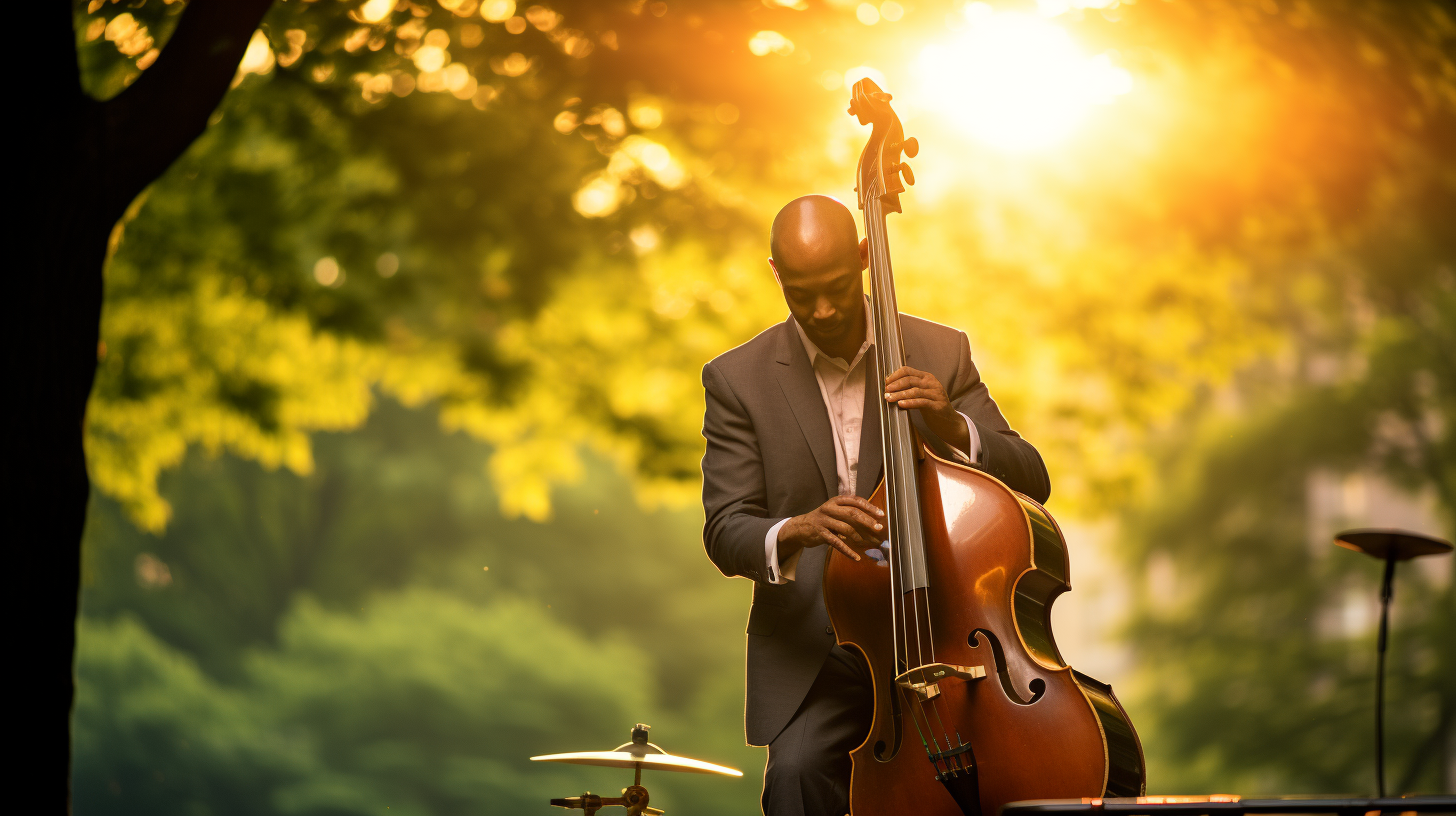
[824,449,1120,816]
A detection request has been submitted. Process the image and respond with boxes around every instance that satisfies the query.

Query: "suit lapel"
[773,318,837,499]
[856,353,883,499]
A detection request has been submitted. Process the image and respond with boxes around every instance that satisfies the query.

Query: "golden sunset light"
[910,3,1132,151]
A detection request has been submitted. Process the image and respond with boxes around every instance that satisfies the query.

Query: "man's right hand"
[778,496,886,563]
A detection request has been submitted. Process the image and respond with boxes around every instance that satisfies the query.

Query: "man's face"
[773,252,865,354]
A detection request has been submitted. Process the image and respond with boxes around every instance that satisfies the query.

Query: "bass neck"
[863,184,930,593]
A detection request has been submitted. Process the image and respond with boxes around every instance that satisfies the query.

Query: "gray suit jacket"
[701,313,1051,746]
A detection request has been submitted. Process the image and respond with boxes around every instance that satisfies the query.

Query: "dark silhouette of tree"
[23,2,275,805]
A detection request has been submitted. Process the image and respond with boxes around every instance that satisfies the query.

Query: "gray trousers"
[761,646,874,816]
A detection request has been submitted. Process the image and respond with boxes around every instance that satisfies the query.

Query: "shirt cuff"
[764,518,799,583]
[955,412,981,464]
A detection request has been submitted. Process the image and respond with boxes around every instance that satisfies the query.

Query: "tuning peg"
[871,91,893,102]
[902,137,919,158]
[899,162,914,186]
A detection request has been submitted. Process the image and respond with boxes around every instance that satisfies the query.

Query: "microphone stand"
[1333,527,1452,798]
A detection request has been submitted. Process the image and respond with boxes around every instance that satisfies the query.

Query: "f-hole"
[873,674,903,762]
[969,629,1045,706]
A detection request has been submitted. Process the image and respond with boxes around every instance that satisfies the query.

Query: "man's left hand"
[884,366,970,452]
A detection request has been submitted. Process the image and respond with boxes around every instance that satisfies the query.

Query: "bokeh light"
[479,0,514,22]
[628,96,663,129]
[313,256,342,286]
[748,30,794,57]
[359,0,396,24]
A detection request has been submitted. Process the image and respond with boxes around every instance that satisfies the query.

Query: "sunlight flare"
[911,5,1131,151]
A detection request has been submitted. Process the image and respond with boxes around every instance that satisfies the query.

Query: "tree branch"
[49,0,84,107]
[99,0,276,223]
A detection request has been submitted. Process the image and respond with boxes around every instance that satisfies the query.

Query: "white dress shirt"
[763,309,981,583]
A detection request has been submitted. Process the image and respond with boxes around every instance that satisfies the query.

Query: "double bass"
[823,79,1146,816]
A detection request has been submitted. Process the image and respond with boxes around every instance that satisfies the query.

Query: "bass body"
[824,445,1144,815]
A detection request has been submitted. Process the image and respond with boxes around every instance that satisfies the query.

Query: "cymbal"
[531,751,743,777]
[1334,528,1453,562]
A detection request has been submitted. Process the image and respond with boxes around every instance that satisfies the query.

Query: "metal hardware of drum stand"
[547,725,669,816]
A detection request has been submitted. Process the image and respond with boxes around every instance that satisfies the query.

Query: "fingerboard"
[863,179,930,594]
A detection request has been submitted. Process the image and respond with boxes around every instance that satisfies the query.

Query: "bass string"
[865,179,959,762]
[865,192,940,764]
[864,179,906,686]
[867,184,921,647]
[864,184,910,678]
[868,184,935,668]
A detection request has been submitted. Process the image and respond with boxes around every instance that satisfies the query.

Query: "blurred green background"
[73,0,1454,813]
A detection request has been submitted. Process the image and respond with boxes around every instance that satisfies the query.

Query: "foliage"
[81,400,505,678]
[76,0,1456,525]
[75,594,728,816]
[73,616,302,816]
[254,591,655,815]
[1123,393,1454,793]
[77,403,763,815]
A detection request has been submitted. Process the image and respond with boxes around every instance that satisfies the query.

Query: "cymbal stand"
[1374,551,1394,798]
[1333,527,1453,798]
[550,769,662,816]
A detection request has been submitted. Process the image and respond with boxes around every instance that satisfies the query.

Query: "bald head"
[768,195,868,360]
[769,195,860,279]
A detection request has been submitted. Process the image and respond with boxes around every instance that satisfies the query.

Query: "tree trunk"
[12,1,275,808]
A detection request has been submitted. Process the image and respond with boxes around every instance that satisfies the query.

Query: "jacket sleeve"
[701,361,779,583]
[945,331,1052,504]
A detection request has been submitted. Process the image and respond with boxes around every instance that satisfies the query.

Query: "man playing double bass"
[700,195,1051,816]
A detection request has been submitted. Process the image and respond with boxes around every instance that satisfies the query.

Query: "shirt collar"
[792,297,875,371]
